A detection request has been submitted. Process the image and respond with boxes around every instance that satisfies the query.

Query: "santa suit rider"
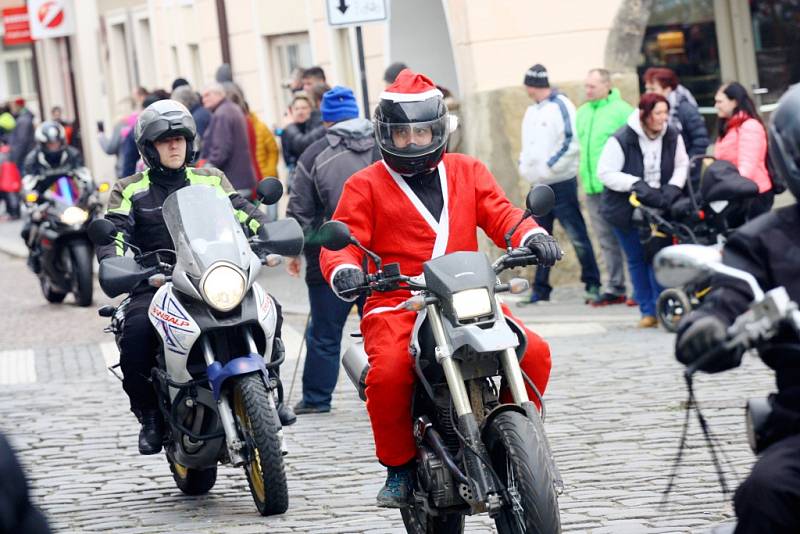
[320,70,562,507]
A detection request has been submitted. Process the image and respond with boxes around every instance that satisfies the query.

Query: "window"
[638,0,720,107]
[189,44,202,87]
[135,17,155,88]
[267,33,312,114]
[750,0,800,106]
[171,46,180,79]
[5,61,22,95]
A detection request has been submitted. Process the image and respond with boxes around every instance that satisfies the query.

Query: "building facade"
[1,0,797,187]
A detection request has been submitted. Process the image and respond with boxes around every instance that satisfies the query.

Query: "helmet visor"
[375,115,449,158]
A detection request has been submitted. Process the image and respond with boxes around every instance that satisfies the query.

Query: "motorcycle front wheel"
[656,288,692,333]
[233,374,288,516]
[167,458,217,495]
[485,411,561,534]
[39,276,66,303]
[401,505,464,534]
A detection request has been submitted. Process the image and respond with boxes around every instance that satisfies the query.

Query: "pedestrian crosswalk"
[0,320,605,385]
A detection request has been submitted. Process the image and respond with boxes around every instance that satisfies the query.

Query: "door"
[749,0,800,107]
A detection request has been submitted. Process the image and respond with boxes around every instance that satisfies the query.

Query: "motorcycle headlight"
[451,288,493,321]
[201,263,246,312]
[60,206,89,226]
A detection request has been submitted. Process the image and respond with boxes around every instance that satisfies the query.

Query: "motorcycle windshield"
[162,185,253,277]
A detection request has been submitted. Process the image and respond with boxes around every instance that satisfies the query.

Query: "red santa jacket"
[320,153,543,315]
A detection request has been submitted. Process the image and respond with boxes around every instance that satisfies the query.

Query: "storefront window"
[638,0,720,107]
[751,0,800,105]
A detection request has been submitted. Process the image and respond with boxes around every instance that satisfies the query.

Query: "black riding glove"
[523,233,562,267]
[332,267,366,296]
[676,315,743,373]
[631,180,667,209]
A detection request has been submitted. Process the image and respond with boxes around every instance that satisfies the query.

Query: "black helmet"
[135,99,197,170]
[374,70,449,175]
[768,84,800,200]
[33,121,67,166]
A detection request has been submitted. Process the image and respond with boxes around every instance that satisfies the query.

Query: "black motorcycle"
[24,169,105,306]
[318,184,563,534]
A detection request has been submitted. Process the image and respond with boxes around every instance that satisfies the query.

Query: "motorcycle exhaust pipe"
[342,340,369,401]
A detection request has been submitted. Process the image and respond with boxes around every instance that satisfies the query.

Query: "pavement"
[0,218,773,533]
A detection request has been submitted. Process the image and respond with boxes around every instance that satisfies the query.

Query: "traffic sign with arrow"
[326,0,386,27]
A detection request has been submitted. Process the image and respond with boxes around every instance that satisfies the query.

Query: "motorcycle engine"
[417,446,461,508]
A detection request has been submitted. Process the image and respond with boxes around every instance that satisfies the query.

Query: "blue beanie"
[321,86,360,122]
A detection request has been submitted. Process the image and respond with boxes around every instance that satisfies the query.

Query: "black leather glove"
[676,315,743,373]
[670,197,696,221]
[662,184,684,206]
[523,233,562,268]
[631,180,666,209]
[332,267,366,296]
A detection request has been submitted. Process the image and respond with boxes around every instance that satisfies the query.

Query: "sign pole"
[64,36,82,150]
[29,41,45,122]
[355,25,369,119]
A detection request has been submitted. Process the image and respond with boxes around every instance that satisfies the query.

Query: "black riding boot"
[138,409,164,455]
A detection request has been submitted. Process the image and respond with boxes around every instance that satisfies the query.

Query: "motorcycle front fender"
[207,353,267,401]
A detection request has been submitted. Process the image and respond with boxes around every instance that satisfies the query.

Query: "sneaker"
[626,298,638,307]
[591,292,626,307]
[293,400,331,415]
[638,316,658,328]
[516,293,549,308]
[583,285,601,304]
[376,466,413,508]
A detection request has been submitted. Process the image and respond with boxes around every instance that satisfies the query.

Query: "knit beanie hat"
[321,86,360,122]
[524,64,549,88]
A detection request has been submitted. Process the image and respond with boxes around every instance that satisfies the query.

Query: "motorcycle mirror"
[526,184,555,218]
[318,221,352,251]
[88,218,118,246]
[653,245,721,288]
[257,178,283,205]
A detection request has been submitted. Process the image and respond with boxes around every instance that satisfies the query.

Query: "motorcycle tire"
[486,411,561,534]
[39,276,66,303]
[400,506,464,534]
[656,288,692,334]
[233,374,288,516]
[69,242,93,307]
[168,459,217,495]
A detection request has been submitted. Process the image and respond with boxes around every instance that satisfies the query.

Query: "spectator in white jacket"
[596,92,688,327]
[517,64,601,305]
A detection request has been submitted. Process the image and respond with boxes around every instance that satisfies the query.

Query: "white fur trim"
[382,160,449,259]
[329,263,362,302]
[521,227,548,246]
[379,88,443,103]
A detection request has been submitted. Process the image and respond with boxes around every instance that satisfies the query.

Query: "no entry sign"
[28,0,76,40]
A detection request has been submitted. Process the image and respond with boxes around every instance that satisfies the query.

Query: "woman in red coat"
[713,82,773,218]
[320,70,561,508]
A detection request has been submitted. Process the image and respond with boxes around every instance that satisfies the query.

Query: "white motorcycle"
[89,180,303,516]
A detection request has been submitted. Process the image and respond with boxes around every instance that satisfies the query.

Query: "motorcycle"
[317,184,563,533]
[24,168,107,306]
[654,244,800,533]
[88,179,304,516]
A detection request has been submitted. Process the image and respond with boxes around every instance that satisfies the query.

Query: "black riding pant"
[734,433,800,533]
[118,291,285,412]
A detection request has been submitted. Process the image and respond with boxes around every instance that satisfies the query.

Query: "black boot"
[276,402,296,426]
[138,409,164,455]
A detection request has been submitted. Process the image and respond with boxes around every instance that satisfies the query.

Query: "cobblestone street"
[0,242,774,533]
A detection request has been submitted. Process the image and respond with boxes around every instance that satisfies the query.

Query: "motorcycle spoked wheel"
[39,276,66,303]
[485,411,561,534]
[400,503,464,534]
[233,374,288,516]
[656,288,692,333]
[167,457,217,495]
[68,242,93,307]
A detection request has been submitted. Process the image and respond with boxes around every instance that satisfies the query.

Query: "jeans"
[303,283,364,408]
[612,227,662,317]
[532,178,601,299]
[585,194,627,296]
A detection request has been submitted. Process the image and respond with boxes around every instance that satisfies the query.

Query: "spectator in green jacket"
[576,68,633,307]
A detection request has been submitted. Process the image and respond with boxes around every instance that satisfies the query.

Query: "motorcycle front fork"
[426,304,563,499]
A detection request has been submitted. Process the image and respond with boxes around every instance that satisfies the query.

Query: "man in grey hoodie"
[286,86,378,414]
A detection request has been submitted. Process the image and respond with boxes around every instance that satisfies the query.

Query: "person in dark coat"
[0,432,51,534]
[286,86,377,414]
[171,85,211,140]
[644,68,710,158]
[675,85,800,534]
[280,92,324,190]
[200,82,256,194]
[5,98,35,219]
